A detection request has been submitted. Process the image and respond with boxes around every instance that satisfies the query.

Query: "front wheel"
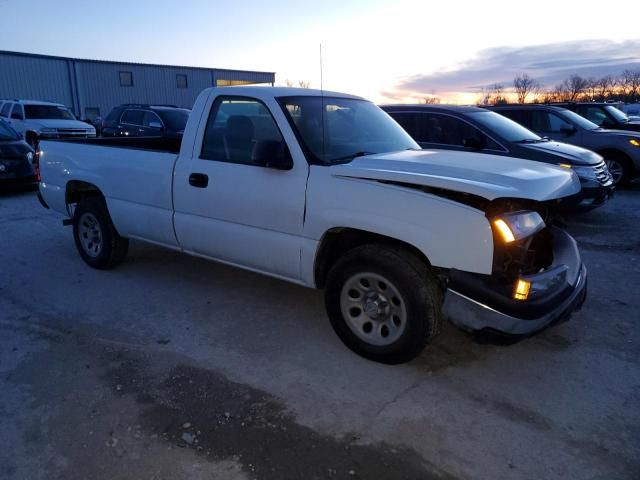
[73,197,129,269]
[325,244,442,364]
[604,156,633,186]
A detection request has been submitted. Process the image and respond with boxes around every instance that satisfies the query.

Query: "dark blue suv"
[101,104,190,139]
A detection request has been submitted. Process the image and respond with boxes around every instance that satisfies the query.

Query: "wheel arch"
[313,227,434,289]
[25,130,39,146]
[65,180,105,216]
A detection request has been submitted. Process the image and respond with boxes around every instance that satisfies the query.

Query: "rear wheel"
[325,244,442,364]
[73,197,128,269]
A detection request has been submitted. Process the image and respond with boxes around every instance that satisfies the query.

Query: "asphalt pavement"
[1,185,638,480]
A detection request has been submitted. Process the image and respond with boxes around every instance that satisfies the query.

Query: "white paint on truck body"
[39,86,580,288]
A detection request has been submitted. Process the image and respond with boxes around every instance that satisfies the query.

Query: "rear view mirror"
[149,121,163,129]
[252,139,293,170]
[463,136,485,150]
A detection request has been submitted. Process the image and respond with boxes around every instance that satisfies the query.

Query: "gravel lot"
[1,186,639,480]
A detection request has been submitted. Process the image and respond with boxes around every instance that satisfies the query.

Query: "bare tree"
[424,96,441,104]
[620,70,640,102]
[476,86,491,105]
[583,77,599,102]
[562,75,589,102]
[513,74,540,103]
[595,75,616,101]
[284,79,312,88]
[490,83,508,104]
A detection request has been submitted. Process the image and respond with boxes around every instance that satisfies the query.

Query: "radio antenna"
[320,43,326,160]
[320,43,324,92]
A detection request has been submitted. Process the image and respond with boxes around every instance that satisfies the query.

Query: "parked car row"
[382,102,640,189]
[4,94,638,191]
[382,105,613,211]
[485,104,640,186]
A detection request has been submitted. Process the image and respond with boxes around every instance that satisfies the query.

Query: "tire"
[73,196,129,269]
[604,155,633,187]
[325,244,442,364]
[26,132,39,151]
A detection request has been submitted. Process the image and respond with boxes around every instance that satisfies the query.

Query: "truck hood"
[30,119,94,130]
[331,149,581,202]
[521,140,602,166]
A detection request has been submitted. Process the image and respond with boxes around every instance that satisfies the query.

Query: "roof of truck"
[381,104,484,113]
[208,86,365,100]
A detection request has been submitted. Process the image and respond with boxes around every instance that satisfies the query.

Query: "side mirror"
[148,121,163,130]
[252,139,293,170]
[559,124,576,135]
[463,136,485,150]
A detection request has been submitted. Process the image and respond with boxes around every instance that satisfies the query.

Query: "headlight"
[492,211,545,244]
[630,138,640,147]
[41,128,57,134]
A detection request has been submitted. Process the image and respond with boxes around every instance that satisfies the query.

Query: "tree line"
[477,70,640,105]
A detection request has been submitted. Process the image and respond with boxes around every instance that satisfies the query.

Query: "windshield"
[467,111,541,143]
[561,109,600,130]
[24,105,75,120]
[157,109,190,130]
[0,119,19,140]
[604,105,629,123]
[277,96,419,164]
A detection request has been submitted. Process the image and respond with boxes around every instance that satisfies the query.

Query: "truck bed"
[47,136,182,154]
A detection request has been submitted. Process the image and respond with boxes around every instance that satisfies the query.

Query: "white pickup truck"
[38,87,587,363]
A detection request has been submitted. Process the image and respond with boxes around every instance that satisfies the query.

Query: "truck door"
[173,94,308,282]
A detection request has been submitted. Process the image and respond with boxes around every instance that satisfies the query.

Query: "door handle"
[189,173,209,188]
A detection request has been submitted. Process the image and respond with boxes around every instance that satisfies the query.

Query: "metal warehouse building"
[0,50,275,121]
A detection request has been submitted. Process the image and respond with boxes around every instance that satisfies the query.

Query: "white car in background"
[0,99,95,148]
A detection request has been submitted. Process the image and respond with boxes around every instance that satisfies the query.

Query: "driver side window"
[584,107,607,126]
[416,113,499,149]
[548,113,573,133]
[201,96,285,166]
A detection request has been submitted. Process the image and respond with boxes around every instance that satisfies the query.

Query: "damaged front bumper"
[443,228,587,335]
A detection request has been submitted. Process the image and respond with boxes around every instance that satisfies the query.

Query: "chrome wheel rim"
[78,213,102,258]
[340,272,407,346]
[605,159,624,185]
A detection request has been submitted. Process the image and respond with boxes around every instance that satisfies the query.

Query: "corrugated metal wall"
[0,51,275,119]
[0,53,74,107]
[75,61,214,114]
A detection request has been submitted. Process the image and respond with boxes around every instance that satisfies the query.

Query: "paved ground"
[1,185,639,480]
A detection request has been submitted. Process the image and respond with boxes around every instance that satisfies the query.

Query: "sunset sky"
[1,0,639,103]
